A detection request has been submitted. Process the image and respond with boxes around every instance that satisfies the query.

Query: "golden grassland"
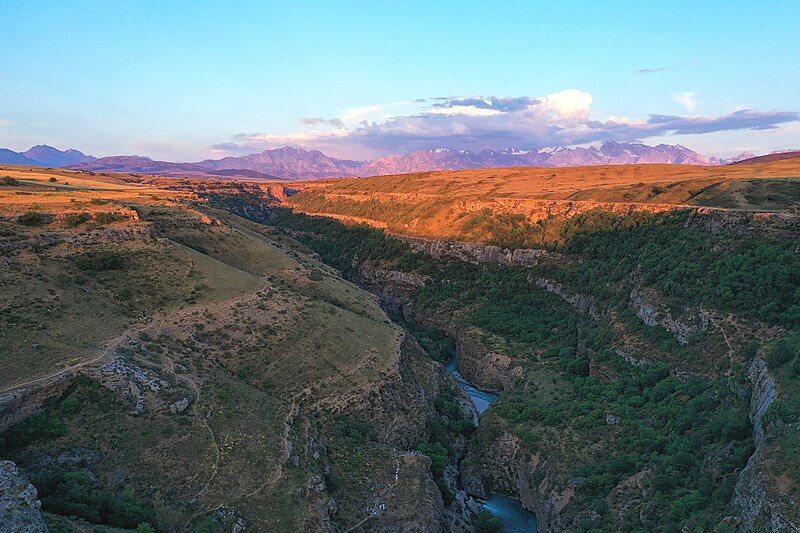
[295,158,800,201]
[285,158,800,241]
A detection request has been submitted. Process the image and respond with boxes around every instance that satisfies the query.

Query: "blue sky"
[1,1,798,160]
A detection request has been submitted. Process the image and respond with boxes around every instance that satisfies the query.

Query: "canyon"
[1,161,799,531]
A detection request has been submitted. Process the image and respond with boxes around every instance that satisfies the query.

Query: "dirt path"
[0,321,150,396]
[1,290,257,397]
[188,388,303,524]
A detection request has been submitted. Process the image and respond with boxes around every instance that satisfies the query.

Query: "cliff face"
[402,301,515,393]
[536,278,601,320]
[366,452,445,533]
[0,460,48,532]
[462,425,575,531]
[731,357,800,532]
[355,261,518,393]
[356,261,429,313]
[628,286,709,345]
[336,333,445,449]
[287,194,697,244]
[687,209,800,242]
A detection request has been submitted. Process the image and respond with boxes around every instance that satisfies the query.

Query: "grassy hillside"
[0,167,446,532]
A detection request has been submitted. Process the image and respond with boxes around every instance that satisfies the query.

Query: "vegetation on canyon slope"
[266,206,800,531]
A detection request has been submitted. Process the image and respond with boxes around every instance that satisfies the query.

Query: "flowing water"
[445,352,537,532]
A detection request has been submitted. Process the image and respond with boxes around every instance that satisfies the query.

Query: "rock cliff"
[0,460,49,532]
[731,357,800,531]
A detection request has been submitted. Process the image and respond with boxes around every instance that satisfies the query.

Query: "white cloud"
[426,105,503,117]
[674,92,698,112]
[0,118,12,126]
[215,92,800,159]
[341,104,386,123]
[540,89,593,119]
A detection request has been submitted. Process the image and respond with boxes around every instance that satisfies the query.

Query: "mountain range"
[0,145,97,167]
[0,142,770,180]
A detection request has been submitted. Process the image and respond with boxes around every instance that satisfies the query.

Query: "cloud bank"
[214,90,800,159]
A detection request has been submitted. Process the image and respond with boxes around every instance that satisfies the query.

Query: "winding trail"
[0,321,150,396]
[1,282,260,397]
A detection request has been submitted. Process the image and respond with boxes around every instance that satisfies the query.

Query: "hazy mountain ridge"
[0,149,37,166]
[196,146,362,179]
[0,142,767,179]
[23,145,97,167]
[0,145,96,167]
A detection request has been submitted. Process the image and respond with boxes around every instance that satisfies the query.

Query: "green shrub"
[767,334,800,368]
[18,211,49,226]
[76,251,127,272]
[416,442,448,478]
[38,472,157,529]
[0,410,66,451]
[0,176,18,186]
[64,212,92,227]
[331,415,372,447]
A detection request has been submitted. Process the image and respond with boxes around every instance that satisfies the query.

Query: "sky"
[1,1,798,161]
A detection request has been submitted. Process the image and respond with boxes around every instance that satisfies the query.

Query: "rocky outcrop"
[629,286,709,345]
[535,278,601,319]
[169,396,191,413]
[730,357,799,531]
[0,460,49,532]
[356,261,429,312]
[97,354,171,415]
[402,302,513,393]
[397,235,571,267]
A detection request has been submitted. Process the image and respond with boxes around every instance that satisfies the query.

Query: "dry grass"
[285,158,800,242]
[295,158,800,201]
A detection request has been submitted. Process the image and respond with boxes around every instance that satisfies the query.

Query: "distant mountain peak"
[21,145,96,167]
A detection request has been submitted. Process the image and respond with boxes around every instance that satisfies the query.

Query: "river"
[445,352,537,532]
